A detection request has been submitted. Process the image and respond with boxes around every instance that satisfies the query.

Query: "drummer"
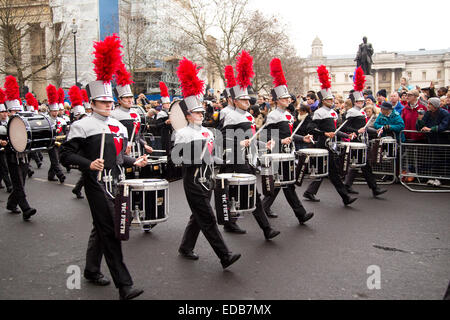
[303,65,358,206]
[221,51,280,240]
[0,90,13,193]
[46,84,66,184]
[111,61,153,179]
[342,68,387,197]
[261,58,314,224]
[3,75,37,220]
[60,34,147,300]
[174,57,241,268]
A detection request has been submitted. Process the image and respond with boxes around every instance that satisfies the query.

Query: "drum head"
[8,116,28,152]
[340,142,366,148]
[297,148,328,156]
[169,100,188,131]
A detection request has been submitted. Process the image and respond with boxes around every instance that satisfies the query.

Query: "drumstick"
[97,128,106,181]
[289,118,306,140]
[128,122,137,146]
[133,155,150,165]
[334,120,348,135]
[248,122,268,143]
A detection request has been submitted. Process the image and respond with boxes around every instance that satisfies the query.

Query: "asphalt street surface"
[0,154,449,300]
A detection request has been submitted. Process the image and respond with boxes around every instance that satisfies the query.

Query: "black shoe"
[298,212,314,225]
[48,177,58,182]
[178,249,199,260]
[6,187,13,193]
[343,197,357,206]
[85,274,111,286]
[265,209,278,218]
[58,176,66,184]
[0,184,4,189]
[221,253,241,269]
[66,168,71,173]
[23,208,37,221]
[28,170,34,178]
[7,205,21,214]
[264,228,281,240]
[345,185,359,194]
[223,222,247,234]
[119,286,144,300]
[372,188,387,197]
[72,189,84,199]
[37,162,42,169]
[303,192,320,202]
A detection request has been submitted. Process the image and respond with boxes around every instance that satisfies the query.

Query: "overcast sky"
[247,0,450,57]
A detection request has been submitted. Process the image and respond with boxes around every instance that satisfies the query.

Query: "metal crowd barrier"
[399,130,450,193]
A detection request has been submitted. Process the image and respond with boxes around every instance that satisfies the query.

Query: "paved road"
[0,155,449,300]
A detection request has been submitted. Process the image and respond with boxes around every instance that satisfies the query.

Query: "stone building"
[303,36,450,98]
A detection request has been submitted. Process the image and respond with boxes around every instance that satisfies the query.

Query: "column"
[391,69,395,94]
[374,70,379,94]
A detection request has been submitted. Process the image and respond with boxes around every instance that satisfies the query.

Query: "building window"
[422,71,426,80]
[345,74,348,82]
[382,72,386,81]
[407,72,412,79]
[437,71,442,79]
[331,74,336,82]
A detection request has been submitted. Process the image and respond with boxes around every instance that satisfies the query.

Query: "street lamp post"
[71,19,78,86]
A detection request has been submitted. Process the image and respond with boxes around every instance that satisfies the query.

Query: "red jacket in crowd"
[401,102,427,141]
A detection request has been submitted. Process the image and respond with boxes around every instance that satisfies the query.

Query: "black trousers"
[262,184,307,219]
[305,154,349,201]
[179,166,230,260]
[219,164,271,231]
[28,151,42,167]
[0,152,12,188]
[48,147,65,179]
[344,164,377,190]
[83,175,133,288]
[6,153,31,211]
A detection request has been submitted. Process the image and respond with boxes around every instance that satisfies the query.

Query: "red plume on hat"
[0,88,6,105]
[176,57,204,98]
[25,93,38,110]
[92,34,123,84]
[236,50,254,90]
[68,86,83,107]
[353,66,366,92]
[58,88,65,104]
[270,58,287,87]
[317,65,331,89]
[116,61,134,87]
[159,81,169,98]
[81,89,89,103]
[224,65,236,88]
[46,84,58,105]
[4,75,20,101]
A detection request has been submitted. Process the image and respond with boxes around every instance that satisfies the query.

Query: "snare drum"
[260,153,296,186]
[380,137,397,160]
[295,148,329,178]
[215,173,256,215]
[339,142,367,168]
[7,113,56,153]
[118,179,169,229]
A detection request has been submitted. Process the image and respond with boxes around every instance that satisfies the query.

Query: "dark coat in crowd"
[416,108,450,144]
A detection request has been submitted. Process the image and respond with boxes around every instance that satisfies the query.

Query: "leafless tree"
[175,0,305,94]
[0,0,70,92]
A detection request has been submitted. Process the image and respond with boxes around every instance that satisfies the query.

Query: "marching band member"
[0,88,13,193]
[174,57,241,269]
[46,85,66,184]
[221,51,280,240]
[111,60,153,178]
[303,65,358,206]
[60,34,147,300]
[25,93,43,170]
[261,58,314,224]
[342,67,387,197]
[68,85,87,199]
[3,76,37,220]
[58,88,70,127]
[81,89,92,116]
[217,65,237,127]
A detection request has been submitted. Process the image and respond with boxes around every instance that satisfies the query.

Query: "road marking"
[33,178,76,188]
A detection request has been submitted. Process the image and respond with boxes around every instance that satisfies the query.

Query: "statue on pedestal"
[355,37,374,75]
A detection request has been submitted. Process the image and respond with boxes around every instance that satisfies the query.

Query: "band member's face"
[322,98,334,108]
[355,101,364,108]
[234,99,250,111]
[120,96,134,108]
[277,97,290,108]
[0,111,7,120]
[93,100,113,117]
[227,97,234,107]
[86,108,93,114]
[162,103,170,110]
[49,110,59,118]
[187,111,204,125]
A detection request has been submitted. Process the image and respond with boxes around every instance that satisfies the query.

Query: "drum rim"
[215,173,257,184]
[296,148,329,155]
[339,142,367,148]
[119,178,169,187]
[260,153,295,160]
[7,115,30,153]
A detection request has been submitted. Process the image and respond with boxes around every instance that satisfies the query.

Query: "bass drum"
[7,113,56,153]
[168,100,188,131]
